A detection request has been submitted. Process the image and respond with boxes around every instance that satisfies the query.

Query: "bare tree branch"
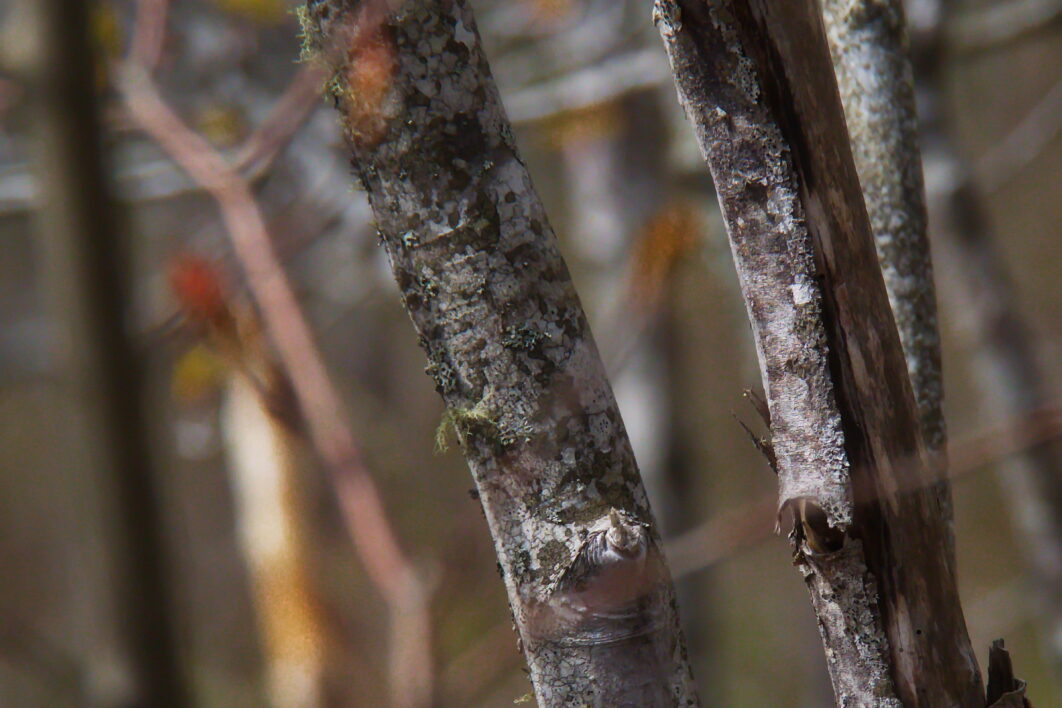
[909,0,1062,683]
[656,0,982,704]
[301,1,699,704]
[974,76,1062,195]
[821,0,946,462]
[949,0,1061,53]
[120,5,434,705]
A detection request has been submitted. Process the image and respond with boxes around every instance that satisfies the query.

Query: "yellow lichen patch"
[211,0,289,25]
[194,102,248,148]
[171,344,226,405]
[629,200,700,307]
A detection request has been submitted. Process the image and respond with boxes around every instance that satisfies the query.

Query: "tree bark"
[655,1,981,705]
[820,0,946,461]
[21,0,186,705]
[301,1,699,705]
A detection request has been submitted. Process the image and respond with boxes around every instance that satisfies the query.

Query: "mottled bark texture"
[300,1,698,705]
[820,0,946,460]
[655,1,981,706]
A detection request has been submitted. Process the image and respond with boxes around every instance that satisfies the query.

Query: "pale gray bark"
[20,0,186,705]
[301,1,698,705]
[909,0,1062,681]
[655,1,981,706]
[820,0,945,460]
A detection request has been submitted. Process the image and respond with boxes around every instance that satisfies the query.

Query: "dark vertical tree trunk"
[909,0,1062,681]
[301,1,699,704]
[23,0,186,705]
[656,0,982,705]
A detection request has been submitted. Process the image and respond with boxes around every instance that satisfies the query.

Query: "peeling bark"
[300,1,698,704]
[655,1,981,705]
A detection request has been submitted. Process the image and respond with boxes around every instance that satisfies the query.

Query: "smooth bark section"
[24,0,186,704]
[820,0,946,460]
[655,1,981,705]
[302,1,698,705]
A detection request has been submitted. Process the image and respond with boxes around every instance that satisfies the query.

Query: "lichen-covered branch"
[655,1,981,705]
[820,0,946,461]
[301,1,698,705]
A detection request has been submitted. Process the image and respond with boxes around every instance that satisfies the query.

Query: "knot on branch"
[525,509,665,647]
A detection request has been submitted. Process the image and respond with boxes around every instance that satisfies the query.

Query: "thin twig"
[949,0,1061,53]
[667,404,1062,579]
[129,0,169,73]
[120,7,433,705]
[233,63,327,176]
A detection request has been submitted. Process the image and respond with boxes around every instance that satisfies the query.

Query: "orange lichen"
[341,25,395,147]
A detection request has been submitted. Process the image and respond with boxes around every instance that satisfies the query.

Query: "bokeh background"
[0,0,1060,706]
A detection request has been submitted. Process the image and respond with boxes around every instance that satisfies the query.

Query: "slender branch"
[302,1,699,704]
[668,404,1062,579]
[656,1,981,704]
[821,0,946,459]
[129,0,169,73]
[120,7,434,705]
[232,63,328,175]
[504,48,671,123]
[949,0,1061,53]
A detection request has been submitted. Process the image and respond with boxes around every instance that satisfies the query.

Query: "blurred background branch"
[0,0,1058,705]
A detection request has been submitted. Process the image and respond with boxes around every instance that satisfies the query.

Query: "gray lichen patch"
[305,0,698,704]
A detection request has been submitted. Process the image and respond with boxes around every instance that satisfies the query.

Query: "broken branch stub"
[301,1,698,705]
[655,0,981,705]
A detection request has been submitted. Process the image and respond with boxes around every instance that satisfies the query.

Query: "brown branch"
[120,8,433,706]
[232,63,327,176]
[656,0,982,704]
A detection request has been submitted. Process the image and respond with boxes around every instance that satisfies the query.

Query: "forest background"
[0,0,1060,706]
